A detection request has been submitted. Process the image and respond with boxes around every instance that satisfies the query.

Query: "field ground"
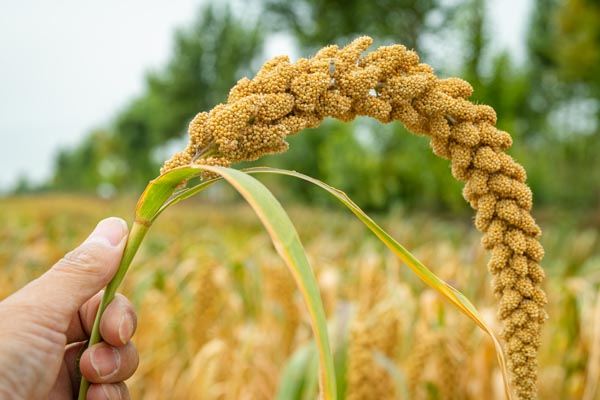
[1,194,598,399]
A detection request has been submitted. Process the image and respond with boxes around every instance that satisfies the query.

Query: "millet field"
[2,194,597,399]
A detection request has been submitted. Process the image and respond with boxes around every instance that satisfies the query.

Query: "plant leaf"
[276,343,317,400]
[152,177,220,223]
[240,166,512,399]
[135,167,202,224]
[151,165,337,400]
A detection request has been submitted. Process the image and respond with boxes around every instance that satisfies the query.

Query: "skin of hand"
[0,217,139,400]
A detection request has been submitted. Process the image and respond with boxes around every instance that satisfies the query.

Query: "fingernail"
[85,218,128,247]
[118,313,134,344]
[91,345,120,379]
[101,383,123,400]
[102,384,123,400]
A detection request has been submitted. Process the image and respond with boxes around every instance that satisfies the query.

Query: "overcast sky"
[0,0,531,192]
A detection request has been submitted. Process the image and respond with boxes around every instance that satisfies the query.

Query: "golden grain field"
[1,194,597,399]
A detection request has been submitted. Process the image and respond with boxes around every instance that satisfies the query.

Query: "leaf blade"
[242,166,512,399]
[157,165,337,400]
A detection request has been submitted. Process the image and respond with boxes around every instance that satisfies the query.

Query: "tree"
[52,129,118,192]
[263,0,446,52]
[554,0,600,93]
[522,0,600,210]
[52,4,264,191]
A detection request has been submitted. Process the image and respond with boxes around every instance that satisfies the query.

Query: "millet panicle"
[162,36,547,399]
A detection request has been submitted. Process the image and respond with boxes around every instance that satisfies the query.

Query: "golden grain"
[161,36,546,398]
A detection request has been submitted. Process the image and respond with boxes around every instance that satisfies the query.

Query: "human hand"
[0,217,139,400]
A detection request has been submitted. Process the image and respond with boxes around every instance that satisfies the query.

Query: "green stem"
[78,220,150,400]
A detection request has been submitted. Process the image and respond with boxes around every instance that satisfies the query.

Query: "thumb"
[15,217,129,329]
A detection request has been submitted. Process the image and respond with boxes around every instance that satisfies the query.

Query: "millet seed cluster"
[162,36,547,399]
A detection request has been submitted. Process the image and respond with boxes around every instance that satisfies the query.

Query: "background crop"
[1,193,598,398]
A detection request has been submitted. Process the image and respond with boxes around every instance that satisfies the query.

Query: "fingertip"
[118,311,137,345]
[85,218,129,248]
[99,294,137,346]
[81,342,138,384]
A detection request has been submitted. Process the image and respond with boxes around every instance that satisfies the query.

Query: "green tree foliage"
[523,0,600,210]
[554,0,600,91]
[139,6,264,145]
[52,129,119,192]
[526,0,600,113]
[48,0,599,214]
[52,4,263,192]
[263,0,445,51]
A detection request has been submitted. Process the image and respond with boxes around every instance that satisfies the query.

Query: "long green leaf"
[152,165,337,399]
[239,166,513,399]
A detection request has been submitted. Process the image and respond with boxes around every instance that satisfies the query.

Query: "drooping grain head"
[162,36,547,399]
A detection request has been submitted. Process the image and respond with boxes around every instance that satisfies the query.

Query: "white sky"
[0,0,531,192]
